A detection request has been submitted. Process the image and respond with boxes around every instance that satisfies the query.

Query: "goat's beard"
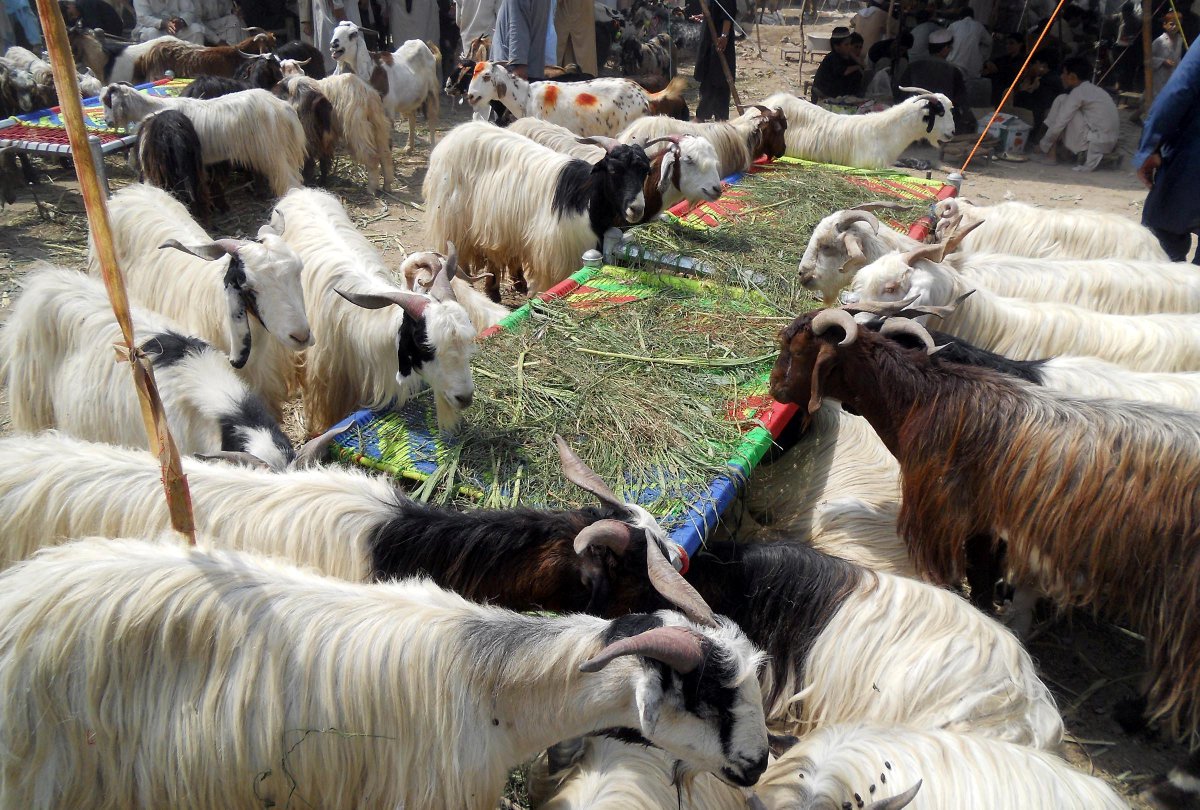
[434,392,463,433]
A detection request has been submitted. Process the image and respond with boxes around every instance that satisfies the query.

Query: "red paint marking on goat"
[543,85,559,107]
[575,92,599,107]
[473,61,486,77]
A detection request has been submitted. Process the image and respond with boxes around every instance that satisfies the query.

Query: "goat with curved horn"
[335,288,429,321]
[880,318,944,354]
[580,625,708,674]
[554,434,628,512]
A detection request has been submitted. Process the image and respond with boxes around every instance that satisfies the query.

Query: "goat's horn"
[880,318,939,353]
[291,424,348,469]
[239,49,264,58]
[849,201,914,213]
[934,198,959,218]
[580,625,707,674]
[643,135,682,148]
[242,26,268,33]
[159,238,238,261]
[195,451,271,469]
[843,293,921,316]
[554,435,627,512]
[646,532,717,627]
[335,288,428,320]
[811,308,858,346]
[897,85,936,96]
[840,231,865,263]
[577,135,622,153]
[900,290,974,321]
[429,242,458,302]
[902,243,945,266]
[297,57,312,65]
[836,210,880,234]
[942,218,984,255]
[573,519,632,555]
[866,781,922,810]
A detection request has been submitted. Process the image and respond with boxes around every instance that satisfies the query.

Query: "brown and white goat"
[770,307,1200,742]
[133,29,277,81]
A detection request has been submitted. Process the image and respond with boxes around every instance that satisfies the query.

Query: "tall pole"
[32,0,197,543]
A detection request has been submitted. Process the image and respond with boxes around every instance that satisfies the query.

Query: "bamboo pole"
[698,0,745,113]
[33,0,197,543]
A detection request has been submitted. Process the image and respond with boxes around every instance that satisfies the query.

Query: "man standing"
[812,26,864,100]
[947,6,990,78]
[555,0,596,74]
[457,0,500,56]
[491,0,551,79]
[1136,40,1200,262]
[1037,56,1120,171]
[851,0,895,55]
[389,0,439,52]
[1151,11,1184,96]
[693,0,736,120]
[896,27,977,134]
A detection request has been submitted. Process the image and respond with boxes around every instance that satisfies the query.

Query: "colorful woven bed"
[330,264,796,556]
[0,78,193,193]
[331,157,955,555]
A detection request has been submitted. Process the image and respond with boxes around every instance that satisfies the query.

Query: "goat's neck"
[502,73,530,115]
[465,612,644,785]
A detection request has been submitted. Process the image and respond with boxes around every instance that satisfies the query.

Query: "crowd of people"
[809,0,1193,171]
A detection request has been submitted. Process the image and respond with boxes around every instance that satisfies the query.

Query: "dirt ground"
[0,15,1191,806]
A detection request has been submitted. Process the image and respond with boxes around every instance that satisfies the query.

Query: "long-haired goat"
[329,21,440,151]
[508,118,722,222]
[753,724,1127,809]
[275,70,393,191]
[0,537,770,809]
[617,105,788,178]
[798,208,924,305]
[762,90,955,169]
[90,183,311,416]
[423,121,650,298]
[0,267,294,470]
[133,28,276,80]
[934,197,1170,261]
[274,187,477,433]
[771,308,1200,739]
[101,82,305,195]
[467,60,689,137]
[848,248,1200,372]
[135,108,222,220]
[0,432,690,614]
[399,249,511,333]
[269,75,335,186]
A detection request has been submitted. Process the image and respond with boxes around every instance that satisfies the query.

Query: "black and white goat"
[0,267,294,470]
[424,120,650,298]
[135,108,224,220]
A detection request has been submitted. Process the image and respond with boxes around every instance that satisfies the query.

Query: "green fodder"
[622,165,928,314]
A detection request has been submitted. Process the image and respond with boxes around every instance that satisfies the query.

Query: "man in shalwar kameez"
[1136,40,1200,262]
[389,0,439,52]
[1037,56,1120,172]
[555,0,596,74]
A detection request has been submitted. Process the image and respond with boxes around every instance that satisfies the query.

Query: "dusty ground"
[0,16,1191,806]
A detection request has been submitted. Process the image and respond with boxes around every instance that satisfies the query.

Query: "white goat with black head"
[329,20,440,150]
[0,537,770,809]
[0,267,294,470]
[91,183,311,417]
[275,187,478,433]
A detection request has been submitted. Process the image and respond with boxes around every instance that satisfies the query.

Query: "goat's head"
[750,104,788,160]
[580,136,651,224]
[444,58,474,97]
[329,20,363,64]
[466,60,519,108]
[620,35,645,75]
[770,307,862,420]
[336,244,478,431]
[646,134,722,204]
[583,613,769,788]
[237,27,277,54]
[100,82,139,128]
[159,209,311,367]
[66,25,106,79]
[278,57,310,77]
[2,63,37,112]
[898,87,955,145]
[798,209,883,304]
[845,231,978,309]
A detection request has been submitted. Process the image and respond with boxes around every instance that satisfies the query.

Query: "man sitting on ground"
[1036,55,1121,171]
[813,26,865,100]
[896,27,978,135]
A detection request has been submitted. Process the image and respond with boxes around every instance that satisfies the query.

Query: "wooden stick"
[698,0,745,114]
[33,0,197,543]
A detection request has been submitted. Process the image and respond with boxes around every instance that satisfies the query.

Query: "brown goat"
[134,30,277,82]
[751,104,788,161]
[769,307,1200,741]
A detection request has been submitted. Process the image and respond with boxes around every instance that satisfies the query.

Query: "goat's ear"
[259,208,285,238]
[635,673,664,732]
[196,450,270,469]
[808,342,837,415]
[657,147,677,194]
[223,283,253,368]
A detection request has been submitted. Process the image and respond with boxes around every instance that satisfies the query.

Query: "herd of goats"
[0,11,1198,810]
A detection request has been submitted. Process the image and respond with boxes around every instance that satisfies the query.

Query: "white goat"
[90,183,311,416]
[100,82,305,195]
[5,45,101,101]
[849,249,1200,372]
[618,109,772,178]
[329,21,439,150]
[754,725,1128,809]
[274,187,478,434]
[0,267,294,470]
[509,117,723,218]
[423,121,649,296]
[276,71,395,192]
[467,60,688,137]
[0,538,770,810]
[762,90,955,169]
[934,197,1170,261]
[1040,356,1200,411]
[528,736,746,810]
[743,401,912,578]
[399,249,511,333]
[798,208,922,305]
